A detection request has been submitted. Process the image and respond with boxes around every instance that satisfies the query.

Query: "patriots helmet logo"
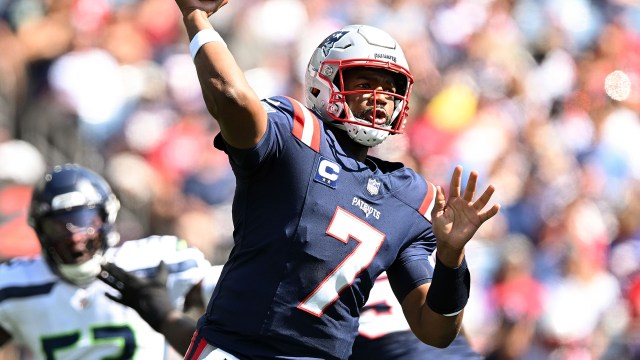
[320,31,349,56]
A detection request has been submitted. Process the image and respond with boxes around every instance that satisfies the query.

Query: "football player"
[0,164,211,359]
[174,0,500,359]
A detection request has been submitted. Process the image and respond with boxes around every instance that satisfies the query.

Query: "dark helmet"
[28,164,120,286]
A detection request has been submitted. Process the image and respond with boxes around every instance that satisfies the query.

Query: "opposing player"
[352,272,483,359]
[0,164,211,359]
[174,0,500,358]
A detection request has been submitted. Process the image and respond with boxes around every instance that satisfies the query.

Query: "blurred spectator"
[0,140,45,260]
[484,235,544,360]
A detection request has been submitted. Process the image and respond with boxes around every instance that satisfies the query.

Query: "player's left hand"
[98,261,175,332]
[431,165,500,267]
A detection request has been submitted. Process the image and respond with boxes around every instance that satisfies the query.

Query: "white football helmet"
[305,25,414,147]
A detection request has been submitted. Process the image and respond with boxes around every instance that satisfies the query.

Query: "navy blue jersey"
[193,96,438,360]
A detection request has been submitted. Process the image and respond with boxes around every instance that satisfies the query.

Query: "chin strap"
[345,122,390,147]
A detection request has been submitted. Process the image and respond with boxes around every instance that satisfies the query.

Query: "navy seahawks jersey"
[191,96,438,360]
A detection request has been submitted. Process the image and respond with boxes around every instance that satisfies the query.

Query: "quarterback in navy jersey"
[175,0,500,359]
[196,95,444,359]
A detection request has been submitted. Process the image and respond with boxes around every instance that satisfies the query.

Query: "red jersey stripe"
[192,339,208,360]
[287,97,321,152]
[418,181,436,222]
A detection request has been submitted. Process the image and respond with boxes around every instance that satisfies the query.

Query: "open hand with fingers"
[431,166,500,267]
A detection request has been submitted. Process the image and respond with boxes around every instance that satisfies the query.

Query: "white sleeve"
[200,265,225,306]
[164,247,212,309]
[111,236,213,309]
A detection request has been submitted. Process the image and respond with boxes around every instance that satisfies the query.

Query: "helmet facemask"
[322,60,412,146]
[38,207,110,287]
[28,164,121,287]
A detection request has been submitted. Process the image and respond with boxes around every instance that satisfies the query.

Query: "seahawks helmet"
[28,164,120,286]
[305,25,414,147]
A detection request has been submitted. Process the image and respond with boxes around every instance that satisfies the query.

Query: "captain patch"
[314,156,340,189]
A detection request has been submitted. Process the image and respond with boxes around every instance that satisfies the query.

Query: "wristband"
[426,256,470,316]
[190,29,227,60]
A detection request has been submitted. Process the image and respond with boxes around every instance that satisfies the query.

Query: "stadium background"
[1,0,640,358]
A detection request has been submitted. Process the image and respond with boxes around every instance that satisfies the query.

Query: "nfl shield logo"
[367,178,380,196]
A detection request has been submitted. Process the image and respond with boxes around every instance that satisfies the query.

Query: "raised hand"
[431,166,500,267]
[174,0,228,18]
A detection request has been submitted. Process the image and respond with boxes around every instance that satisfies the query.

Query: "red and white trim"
[418,181,437,222]
[184,330,240,360]
[287,97,321,152]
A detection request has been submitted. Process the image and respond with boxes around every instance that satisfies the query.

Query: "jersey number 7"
[298,207,385,316]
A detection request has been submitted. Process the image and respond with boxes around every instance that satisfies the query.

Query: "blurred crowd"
[1,0,640,359]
